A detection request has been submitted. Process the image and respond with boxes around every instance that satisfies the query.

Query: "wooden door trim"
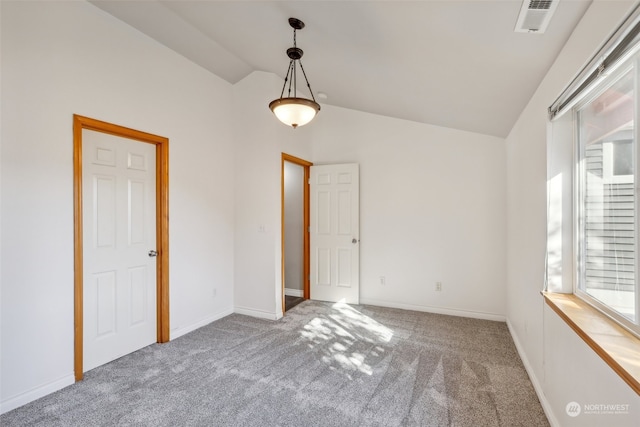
[281,153,312,315]
[73,114,169,381]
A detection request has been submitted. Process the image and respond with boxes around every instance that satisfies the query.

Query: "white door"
[83,129,157,372]
[310,164,360,303]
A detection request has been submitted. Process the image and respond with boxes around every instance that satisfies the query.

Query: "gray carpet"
[1,301,548,426]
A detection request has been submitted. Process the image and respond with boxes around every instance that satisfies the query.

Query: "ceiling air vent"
[514,0,559,33]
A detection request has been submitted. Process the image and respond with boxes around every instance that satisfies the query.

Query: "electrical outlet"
[379,276,386,286]
[436,282,442,292]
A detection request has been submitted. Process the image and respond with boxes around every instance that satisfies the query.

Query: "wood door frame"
[281,153,312,314]
[73,114,169,381]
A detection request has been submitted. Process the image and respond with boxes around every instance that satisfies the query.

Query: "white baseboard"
[234,305,282,320]
[170,307,234,340]
[506,319,558,427]
[359,298,506,322]
[1,373,75,415]
[284,288,303,297]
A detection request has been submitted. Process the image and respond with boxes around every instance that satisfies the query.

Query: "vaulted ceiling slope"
[91,0,592,138]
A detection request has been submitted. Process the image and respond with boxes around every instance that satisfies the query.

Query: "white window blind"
[549,4,640,120]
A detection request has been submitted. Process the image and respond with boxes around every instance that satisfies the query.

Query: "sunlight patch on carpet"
[299,302,394,377]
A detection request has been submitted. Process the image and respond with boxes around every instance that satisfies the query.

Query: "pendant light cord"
[276,25,317,102]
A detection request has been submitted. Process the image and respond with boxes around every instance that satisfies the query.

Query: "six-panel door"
[310,163,360,303]
[82,129,157,372]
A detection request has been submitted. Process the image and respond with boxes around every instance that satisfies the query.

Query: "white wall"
[506,1,640,425]
[284,161,304,293]
[1,0,235,412]
[232,75,507,321]
[231,73,508,320]
[310,106,507,320]
[232,71,313,319]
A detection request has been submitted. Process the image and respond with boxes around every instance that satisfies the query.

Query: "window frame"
[573,56,640,338]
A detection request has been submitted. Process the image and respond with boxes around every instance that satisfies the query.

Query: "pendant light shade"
[269,18,320,128]
[269,97,320,128]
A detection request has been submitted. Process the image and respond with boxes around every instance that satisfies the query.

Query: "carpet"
[285,295,305,311]
[1,300,548,426]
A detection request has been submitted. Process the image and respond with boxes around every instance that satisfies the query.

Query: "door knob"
[148,250,158,257]
[352,238,359,244]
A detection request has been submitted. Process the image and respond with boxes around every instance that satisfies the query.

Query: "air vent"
[514,0,559,33]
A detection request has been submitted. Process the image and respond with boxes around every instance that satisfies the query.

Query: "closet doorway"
[281,153,312,314]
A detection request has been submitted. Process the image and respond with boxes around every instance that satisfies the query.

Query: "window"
[575,57,640,334]
[546,6,640,391]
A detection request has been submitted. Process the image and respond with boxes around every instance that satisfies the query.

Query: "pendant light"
[269,18,321,128]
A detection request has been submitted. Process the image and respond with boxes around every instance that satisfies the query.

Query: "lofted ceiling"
[90,0,593,138]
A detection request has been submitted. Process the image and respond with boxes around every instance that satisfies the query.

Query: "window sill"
[542,292,640,395]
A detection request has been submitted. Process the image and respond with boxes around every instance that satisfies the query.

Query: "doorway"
[281,153,312,314]
[73,115,169,381]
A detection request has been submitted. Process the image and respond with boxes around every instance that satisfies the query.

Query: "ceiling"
[91,0,593,138]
